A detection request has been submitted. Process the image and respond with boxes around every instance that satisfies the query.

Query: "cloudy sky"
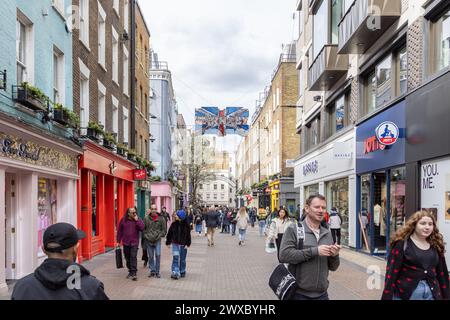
[139,0,298,153]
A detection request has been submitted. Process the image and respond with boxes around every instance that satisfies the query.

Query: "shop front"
[0,124,81,293]
[406,70,450,263]
[150,181,173,215]
[78,141,136,261]
[294,128,356,247]
[134,171,151,220]
[270,180,280,212]
[355,100,406,256]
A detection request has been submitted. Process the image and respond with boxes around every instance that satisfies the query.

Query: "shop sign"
[0,132,78,174]
[375,121,399,146]
[333,142,353,159]
[303,160,319,177]
[364,136,386,154]
[133,169,147,181]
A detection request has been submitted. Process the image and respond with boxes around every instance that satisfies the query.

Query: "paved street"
[0,226,384,300]
[80,226,384,300]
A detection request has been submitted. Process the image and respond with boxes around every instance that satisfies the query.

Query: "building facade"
[72,0,137,261]
[293,0,450,258]
[0,0,81,293]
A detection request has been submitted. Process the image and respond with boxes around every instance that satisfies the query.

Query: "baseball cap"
[43,223,86,253]
[176,210,186,220]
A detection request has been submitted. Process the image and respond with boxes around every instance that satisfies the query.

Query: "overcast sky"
[139,0,298,153]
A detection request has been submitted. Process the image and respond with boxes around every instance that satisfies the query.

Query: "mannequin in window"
[380,198,388,237]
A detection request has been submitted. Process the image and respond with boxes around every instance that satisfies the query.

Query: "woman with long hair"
[235,207,250,246]
[381,210,449,300]
[267,207,294,262]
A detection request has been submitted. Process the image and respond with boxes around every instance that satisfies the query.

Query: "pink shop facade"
[150,182,175,214]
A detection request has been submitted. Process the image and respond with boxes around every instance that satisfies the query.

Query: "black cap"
[43,223,86,253]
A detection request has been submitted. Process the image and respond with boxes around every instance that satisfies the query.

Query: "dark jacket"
[205,210,220,228]
[279,222,340,298]
[11,258,109,300]
[143,214,167,244]
[194,213,203,225]
[381,239,450,300]
[166,220,192,247]
[117,216,145,247]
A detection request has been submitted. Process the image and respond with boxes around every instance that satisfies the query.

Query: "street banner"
[195,106,249,137]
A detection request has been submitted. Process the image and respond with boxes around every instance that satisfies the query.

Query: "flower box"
[14,86,47,112]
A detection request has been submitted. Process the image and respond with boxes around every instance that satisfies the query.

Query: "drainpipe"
[130,0,136,150]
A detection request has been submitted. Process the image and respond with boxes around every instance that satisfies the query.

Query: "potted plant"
[127,149,137,162]
[87,122,104,141]
[15,82,48,112]
[149,176,161,183]
[53,104,71,126]
[116,143,128,157]
[102,132,117,150]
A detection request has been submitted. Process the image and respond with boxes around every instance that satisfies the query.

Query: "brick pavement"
[0,226,385,300]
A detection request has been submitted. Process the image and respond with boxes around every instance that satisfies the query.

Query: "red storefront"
[77,141,136,261]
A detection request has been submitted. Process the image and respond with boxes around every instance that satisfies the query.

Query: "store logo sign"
[375,121,399,146]
[0,138,41,161]
[364,136,386,154]
[303,160,318,177]
[133,169,147,181]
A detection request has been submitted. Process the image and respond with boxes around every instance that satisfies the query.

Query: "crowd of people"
[9,197,450,301]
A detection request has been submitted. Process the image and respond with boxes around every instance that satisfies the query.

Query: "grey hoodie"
[279,221,340,298]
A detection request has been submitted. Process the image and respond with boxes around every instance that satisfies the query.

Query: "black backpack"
[268,222,305,300]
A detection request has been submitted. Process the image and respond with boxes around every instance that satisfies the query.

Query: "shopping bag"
[115,246,124,269]
[268,263,298,300]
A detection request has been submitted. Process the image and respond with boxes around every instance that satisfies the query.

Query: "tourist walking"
[143,205,167,278]
[267,207,294,262]
[329,207,343,245]
[235,207,250,245]
[205,205,220,246]
[166,210,192,279]
[117,207,145,281]
[257,207,268,237]
[381,210,449,300]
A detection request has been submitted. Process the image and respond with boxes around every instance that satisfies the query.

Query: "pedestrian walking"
[267,207,294,262]
[194,210,203,236]
[143,205,167,278]
[329,207,343,245]
[230,208,237,236]
[235,207,250,246]
[11,223,109,300]
[279,194,341,300]
[222,209,231,233]
[160,206,171,229]
[166,210,192,279]
[257,207,268,237]
[381,210,450,300]
[116,207,145,281]
[205,205,220,246]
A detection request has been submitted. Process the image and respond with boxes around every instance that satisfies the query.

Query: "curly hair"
[391,210,445,256]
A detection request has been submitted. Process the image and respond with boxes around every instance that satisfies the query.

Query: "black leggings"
[331,229,341,245]
[275,233,283,262]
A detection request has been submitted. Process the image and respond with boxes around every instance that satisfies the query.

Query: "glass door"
[373,172,387,255]
[5,174,17,280]
[360,174,371,253]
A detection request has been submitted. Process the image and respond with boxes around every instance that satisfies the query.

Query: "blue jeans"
[393,280,435,300]
[231,223,236,235]
[258,220,266,237]
[172,244,188,276]
[239,229,247,242]
[195,224,202,234]
[146,240,161,274]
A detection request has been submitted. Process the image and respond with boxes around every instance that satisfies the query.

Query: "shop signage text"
[133,169,147,181]
[422,163,438,189]
[364,136,386,154]
[0,138,41,161]
[303,160,319,177]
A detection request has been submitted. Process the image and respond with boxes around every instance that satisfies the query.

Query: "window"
[431,8,450,73]
[112,28,119,84]
[79,60,90,130]
[207,194,210,200]
[37,178,57,258]
[140,85,143,112]
[214,194,218,200]
[328,93,348,137]
[306,115,320,151]
[276,88,280,107]
[79,0,89,47]
[276,120,280,141]
[396,46,407,96]
[313,0,328,59]
[200,184,203,190]
[16,14,33,84]
[331,0,343,43]
[298,3,303,36]
[112,96,119,135]
[91,174,99,236]
[123,46,129,95]
[375,56,392,109]
[123,108,129,143]
[214,184,217,190]
[365,71,377,115]
[98,81,106,127]
[98,4,106,68]
[144,94,148,118]
[124,0,129,33]
[298,66,304,97]
[221,194,225,199]
[113,0,120,16]
[221,184,224,190]
[53,47,64,104]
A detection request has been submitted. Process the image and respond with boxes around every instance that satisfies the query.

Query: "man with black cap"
[11,223,109,300]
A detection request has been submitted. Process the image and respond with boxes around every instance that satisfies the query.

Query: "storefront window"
[304,184,319,204]
[373,172,387,255]
[360,174,371,252]
[390,167,406,238]
[38,178,57,257]
[326,178,349,246]
[92,174,99,237]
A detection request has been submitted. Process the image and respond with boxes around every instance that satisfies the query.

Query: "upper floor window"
[113,0,120,17]
[430,8,450,74]
[98,4,106,68]
[112,28,119,84]
[53,47,65,104]
[79,0,89,48]
[305,115,320,152]
[16,13,33,84]
[124,0,129,33]
[327,93,349,138]
[362,44,407,117]
[313,0,342,60]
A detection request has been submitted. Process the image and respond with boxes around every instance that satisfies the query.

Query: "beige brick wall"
[407,17,424,91]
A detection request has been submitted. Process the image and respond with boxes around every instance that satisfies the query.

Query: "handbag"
[115,246,124,269]
[268,222,305,300]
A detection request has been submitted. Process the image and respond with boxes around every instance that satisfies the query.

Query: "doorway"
[5,173,17,280]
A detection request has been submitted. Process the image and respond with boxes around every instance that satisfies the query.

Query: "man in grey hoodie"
[279,194,341,300]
